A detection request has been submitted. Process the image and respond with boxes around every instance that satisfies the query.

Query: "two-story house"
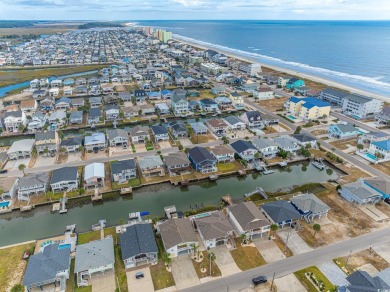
[35,130,60,154]
[151,125,169,143]
[240,111,264,129]
[107,129,128,147]
[230,140,258,162]
[84,133,106,152]
[164,152,191,176]
[170,94,189,117]
[210,145,235,163]
[111,159,137,183]
[84,163,105,189]
[188,146,217,173]
[50,167,79,192]
[130,126,150,144]
[3,110,27,132]
[138,155,165,177]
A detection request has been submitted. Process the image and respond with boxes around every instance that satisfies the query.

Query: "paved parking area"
[278,230,313,255]
[274,274,307,292]
[373,243,390,263]
[127,267,154,292]
[159,141,172,149]
[180,138,193,147]
[89,270,116,292]
[358,205,389,222]
[171,256,199,290]
[34,156,57,167]
[357,263,379,276]
[213,246,241,276]
[318,262,349,286]
[5,157,31,171]
[254,238,285,263]
[134,143,146,153]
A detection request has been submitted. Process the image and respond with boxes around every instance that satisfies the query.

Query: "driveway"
[213,246,241,276]
[373,243,390,263]
[278,230,313,255]
[90,270,116,292]
[171,256,200,290]
[34,156,57,167]
[274,274,307,292]
[5,157,31,171]
[254,238,285,263]
[358,205,389,222]
[180,138,193,147]
[159,141,172,149]
[127,267,154,292]
[318,262,349,287]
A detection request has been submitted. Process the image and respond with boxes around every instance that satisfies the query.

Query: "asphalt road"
[181,227,390,292]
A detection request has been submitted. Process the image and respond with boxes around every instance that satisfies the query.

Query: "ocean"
[136,20,390,97]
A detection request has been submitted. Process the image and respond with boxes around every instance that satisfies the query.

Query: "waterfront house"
[215,96,232,108]
[39,96,55,112]
[170,122,187,138]
[20,100,37,114]
[122,106,139,119]
[69,111,83,125]
[118,92,132,101]
[286,78,305,90]
[158,218,198,258]
[342,94,383,119]
[71,98,85,108]
[23,244,71,292]
[260,201,301,228]
[192,211,235,249]
[170,94,189,117]
[33,89,47,99]
[190,122,208,135]
[291,193,330,222]
[49,87,60,97]
[328,123,359,140]
[35,130,60,154]
[319,88,349,106]
[3,110,27,132]
[252,138,279,159]
[147,91,162,100]
[339,179,382,205]
[75,237,115,288]
[63,86,73,96]
[50,79,62,88]
[16,172,49,201]
[120,223,158,269]
[130,125,150,144]
[60,136,83,153]
[84,133,106,152]
[7,139,35,160]
[223,116,246,131]
[84,163,105,189]
[28,112,47,132]
[55,97,71,110]
[89,96,102,108]
[278,76,292,87]
[211,85,226,95]
[206,119,229,135]
[227,201,271,240]
[139,103,156,116]
[291,133,317,148]
[188,146,217,173]
[88,108,102,125]
[134,89,147,102]
[285,97,331,120]
[155,102,170,115]
[240,111,263,128]
[138,155,165,177]
[30,79,39,89]
[376,106,390,125]
[111,159,137,183]
[364,177,390,200]
[230,140,258,162]
[105,104,120,121]
[228,91,244,109]
[200,98,219,112]
[161,89,173,99]
[50,167,79,192]
[368,139,390,162]
[151,125,169,142]
[76,85,88,95]
[63,78,74,86]
[210,145,235,163]
[164,152,191,176]
[273,135,300,154]
[49,110,67,129]
[107,129,128,147]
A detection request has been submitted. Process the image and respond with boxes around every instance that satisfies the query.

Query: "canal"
[0,162,338,247]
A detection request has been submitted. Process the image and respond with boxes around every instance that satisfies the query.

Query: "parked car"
[0,169,7,174]
[252,276,267,285]
[135,272,144,279]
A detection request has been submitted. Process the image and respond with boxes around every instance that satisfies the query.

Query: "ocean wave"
[174,34,390,92]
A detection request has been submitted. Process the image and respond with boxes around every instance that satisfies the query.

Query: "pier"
[91,189,103,201]
[243,187,269,199]
[221,195,233,206]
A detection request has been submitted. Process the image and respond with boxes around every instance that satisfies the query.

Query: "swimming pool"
[287,115,297,120]
[0,201,10,207]
[59,244,71,250]
[365,153,377,161]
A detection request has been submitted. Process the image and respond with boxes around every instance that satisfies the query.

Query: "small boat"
[263,170,275,175]
[278,162,288,167]
[311,159,325,170]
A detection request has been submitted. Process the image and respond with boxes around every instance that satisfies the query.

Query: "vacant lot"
[230,239,266,270]
[341,249,390,271]
[372,160,390,176]
[0,242,35,291]
[258,97,288,112]
[329,140,357,151]
[190,134,215,144]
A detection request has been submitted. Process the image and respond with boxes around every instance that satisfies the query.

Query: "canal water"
[0,162,338,247]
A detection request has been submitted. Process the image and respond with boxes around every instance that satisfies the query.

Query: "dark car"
[135,272,144,279]
[0,169,7,174]
[252,276,267,285]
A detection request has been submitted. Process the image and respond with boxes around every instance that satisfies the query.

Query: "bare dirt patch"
[329,140,358,151]
[342,249,390,271]
[375,201,390,218]
[257,97,288,112]
[372,160,390,176]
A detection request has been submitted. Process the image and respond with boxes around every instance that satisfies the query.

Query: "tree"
[294,126,301,134]
[178,144,184,151]
[240,232,248,244]
[57,130,64,139]
[254,152,261,159]
[11,284,24,292]
[18,124,25,132]
[278,150,288,159]
[357,144,364,151]
[162,252,172,268]
[326,168,333,175]
[43,147,49,156]
[18,164,26,175]
[59,147,67,153]
[313,224,321,237]
[209,252,216,276]
[270,224,278,236]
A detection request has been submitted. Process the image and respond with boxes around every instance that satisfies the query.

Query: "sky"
[0,0,390,20]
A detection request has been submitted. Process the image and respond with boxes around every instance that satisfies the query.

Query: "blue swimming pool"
[0,201,10,207]
[365,153,377,161]
[59,244,71,250]
[287,115,297,120]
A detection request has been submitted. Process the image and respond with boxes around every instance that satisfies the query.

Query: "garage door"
[178,249,190,256]
[216,240,225,246]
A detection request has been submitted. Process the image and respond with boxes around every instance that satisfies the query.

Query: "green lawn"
[150,236,175,290]
[294,266,336,292]
[333,258,353,275]
[0,242,35,289]
[112,177,141,190]
[74,286,92,292]
[230,238,266,270]
[77,230,101,245]
[66,259,75,292]
[217,161,241,173]
[192,251,221,278]
[114,245,129,292]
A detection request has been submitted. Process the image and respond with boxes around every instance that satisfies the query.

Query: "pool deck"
[34,235,66,254]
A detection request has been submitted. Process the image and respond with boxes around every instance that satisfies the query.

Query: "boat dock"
[243,187,269,199]
[92,219,106,231]
[59,198,68,214]
[311,158,325,170]
[91,189,103,201]
[278,161,288,167]
[120,187,133,195]
[209,175,218,181]
[221,195,233,205]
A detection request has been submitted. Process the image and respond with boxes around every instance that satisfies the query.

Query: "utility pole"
[345,250,353,268]
[284,231,290,252]
[270,272,276,291]
[209,252,212,277]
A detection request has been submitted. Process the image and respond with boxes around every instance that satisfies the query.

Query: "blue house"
[286,78,305,90]
[63,78,74,86]
[200,98,219,112]
[230,140,258,162]
[161,89,173,99]
[328,123,360,140]
[188,146,217,173]
[364,177,390,199]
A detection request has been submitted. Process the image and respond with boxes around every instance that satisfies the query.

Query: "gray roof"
[111,159,136,175]
[377,267,390,286]
[364,177,390,195]
[89,108,102,118]
[74,237,115,273]
[4,110,23,118]
[252,138,278,150]
[195,211,234,241]
[151,125,168,135]
[7,139,35,154]
[273,135,298,149]
[107,129,128,140]
[291,193,330,214]
[60,136,83,147]
[230,140,257,153]
[23,244,70,287]
[164,152,190,167]
[159,218,198,250]
[345,270,390,291]
[35,130,56,141]
[120,223,158,260]
[344,93,373,104]
[335,123,358,134]
[321,88,349,98]
[69,111,83,120]
[138,155,163,169]
[244,110,261,121]
[17,172,49,189]
[130,125,149,137]
[260,201,301,223]
[224,115,244,126]
[188,146,215,164]
[342,180,382,201]
[228,201,270,230]
[291,133,316,143]
[50,167,78,185]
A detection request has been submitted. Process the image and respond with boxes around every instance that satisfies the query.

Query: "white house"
[342,94,383,119]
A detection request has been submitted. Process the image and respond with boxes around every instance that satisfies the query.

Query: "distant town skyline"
[0,0,389,20]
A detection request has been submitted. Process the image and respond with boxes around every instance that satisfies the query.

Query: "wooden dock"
[52,203,60,212]
[91,189,103,201]
[120,187,133,195]
[243,187,269,199]
[221,195,233,206]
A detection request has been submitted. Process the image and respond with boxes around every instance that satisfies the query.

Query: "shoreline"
[173,35,389,103]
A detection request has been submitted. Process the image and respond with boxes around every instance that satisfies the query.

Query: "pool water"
[59,244,71,250]
[0,201,10,207]
[365,153,377,160]
[287,115,297,120]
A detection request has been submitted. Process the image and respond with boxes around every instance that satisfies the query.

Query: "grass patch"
[217,161,241,173]
[230,238,266,271]
[333,257,353,275]
[192,251,222,278]
[77,230,101,245]
[0,242,35,290]
[294,266,336,292]
[66,259,75,292]
[75,286,92,292]
[273,233,293,257]
[114,244,129,292]
[190,134,214,144]
[150,236,175,290]
[269,182,326,198]
[112,177,141,190]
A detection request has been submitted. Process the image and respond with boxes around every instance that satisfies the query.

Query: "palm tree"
[270,224,278,237]
[240,232,248,245]
[18,164,26,176]
[209,252,216,277]
[162,252,172,268]
[313,224,321,237]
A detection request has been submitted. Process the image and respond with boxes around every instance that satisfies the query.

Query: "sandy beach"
[174,35,389,103]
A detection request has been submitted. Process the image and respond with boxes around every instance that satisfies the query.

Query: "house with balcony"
[210,145,235,163]
[130,125,150,144]
[252,138,279,158]
[107,129,128,147]
[55,97,71,110]
[286,78,305,90]
[158,218,198,258]
[227,201,271,240]
[164,152,191,176]
[260,200,301,228]
[285,97,331,120]
[188,146,217,173]
[228,91,244,109]
[60,136,83,153]
[139,104,156,116]
[88,108,102,125]
[171,94,189,117]
[328,123,360,140]
[190,122,208,135]
[50,167,79,192]
[49,110,67,129]
[138,155,165,177]
[291,193,330,222]
[84,163,105,189]
[318,88,349,106]
[368,139,390,162]
[240,110,263,129]
[230,140,258,162]
[89,96,102,108]
[69,111,83,125]
[200,98,219,113]
[122,106,139,119]
[16,172,50,201]
[291,133,317,148]
[3,110,27,132]
[84,133,106,152]
[223,116,246,131]
[273,135,300,154]
[120,223,158,269]
[105,104,120,121]
[341,94,383,119]
[35,130,60,154]
[20,100,37,114]
[111,159,137,183]
[170,122,187,138]
[7,139,35,160]
[133,89,147,102]
[39,96,55,112]
[151,125,169,142]
[206,119,229,135]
